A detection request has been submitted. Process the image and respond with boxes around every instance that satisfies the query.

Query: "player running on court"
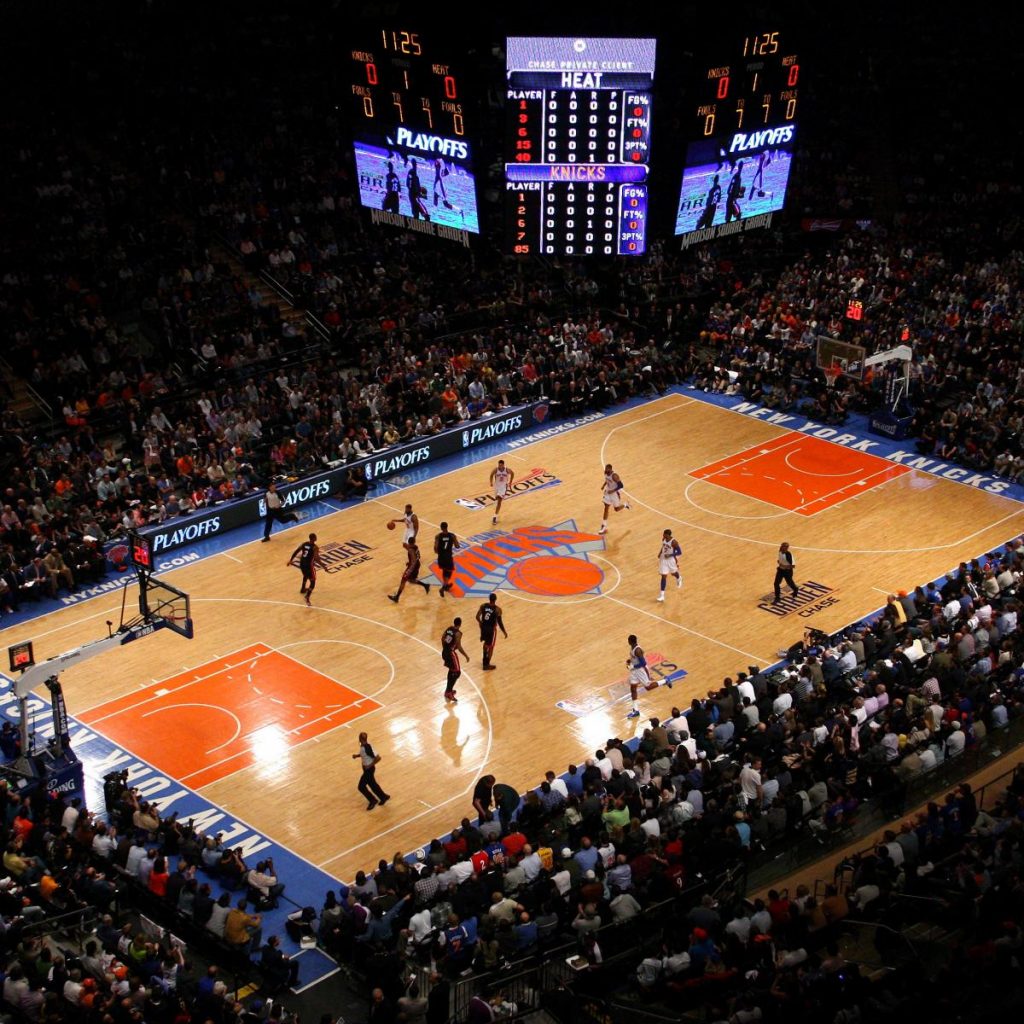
[476,593,508,670]
[442,617,469,702]
[657,529,683,602]
[388,541,432,603]
[600,464,631,534]
[625,633,670,719]
[489,459,515,525]
[388,504,419,544]
[289,532,325,606]
[435,521,461,597]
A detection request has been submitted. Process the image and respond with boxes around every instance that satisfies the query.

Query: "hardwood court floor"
[4,395,1024,880]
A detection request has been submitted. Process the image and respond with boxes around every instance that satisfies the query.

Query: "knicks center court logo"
[422,519,605,598]
[758,580,839,618]
[455,467,562,511]
[319,539,374,573]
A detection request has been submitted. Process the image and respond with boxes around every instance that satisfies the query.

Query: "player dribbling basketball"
[600,464,630,534]
[489,459,514,525]
[388,504,418,544]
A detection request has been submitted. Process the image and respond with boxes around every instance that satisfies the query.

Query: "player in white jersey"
[625,633,669,719]
[388,503,419,544]
[657,529,683,602]
[489,459,515,525]
[599,464,631,534]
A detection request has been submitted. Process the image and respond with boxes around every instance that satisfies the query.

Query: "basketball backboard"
[815,335,866,381]
[139,577,194,639]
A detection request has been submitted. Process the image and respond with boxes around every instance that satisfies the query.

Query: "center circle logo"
[506,555,603,596]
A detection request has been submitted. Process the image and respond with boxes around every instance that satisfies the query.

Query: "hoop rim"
[823,361,843,388]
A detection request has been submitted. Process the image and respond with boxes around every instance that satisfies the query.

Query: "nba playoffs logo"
[422,519,606,598]
[456,467,562,511]
[257,498,267,517]
[462,431,470,448]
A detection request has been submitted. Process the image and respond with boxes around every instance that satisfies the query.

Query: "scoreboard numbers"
[504,37,656,257]
[350,28,480,246]
[675,29,799,247]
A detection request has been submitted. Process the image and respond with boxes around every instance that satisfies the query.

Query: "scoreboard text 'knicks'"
[504,37,656,258]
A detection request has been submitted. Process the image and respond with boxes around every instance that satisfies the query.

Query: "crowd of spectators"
[267,535,1024,1020]
[0,765,317,1023]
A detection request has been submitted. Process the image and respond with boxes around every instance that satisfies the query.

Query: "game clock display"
[675,30,799,246]
[504,37,656,257]
[350,29,480,245]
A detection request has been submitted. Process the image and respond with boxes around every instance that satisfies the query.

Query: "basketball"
[387,521,396,530]
[506,555,604,596]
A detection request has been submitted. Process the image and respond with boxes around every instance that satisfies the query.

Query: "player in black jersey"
[407,158,430,221]
[434,521,461,597]
[475,593,508,671]
[383,160,401,214]
[695,174,721,230]
[289,532,325,605]
[441,617,469,702]
[725,161,745,223]
[388,541,432,603]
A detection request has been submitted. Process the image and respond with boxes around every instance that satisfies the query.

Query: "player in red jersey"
[289,533,325,606]
[476,593,508,670]
[388,541,432,603]
[441,618,469,702]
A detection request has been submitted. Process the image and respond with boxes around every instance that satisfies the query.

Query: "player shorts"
[403,529,415,543]
[603,492,622,508]
[659,557,678,575]
[402,563,421,583]
[480,628,496,646]
[438,561,454,577]
[628,669,649,687]
[443,652,460,672]
[495,483,508,499]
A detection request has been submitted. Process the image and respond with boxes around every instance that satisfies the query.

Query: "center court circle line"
[503,552,622,605]
[276,640,397,700]
[599,416,1024,555]
[783,449,861,478]
[191,597,493,871]
[683,480,790,521]
[139,702,243,755]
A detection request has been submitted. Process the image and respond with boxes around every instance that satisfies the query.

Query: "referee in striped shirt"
[262,482,285,541]
[773,542,799,603]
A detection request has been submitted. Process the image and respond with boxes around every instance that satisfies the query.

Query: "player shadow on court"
[441,705,470,766]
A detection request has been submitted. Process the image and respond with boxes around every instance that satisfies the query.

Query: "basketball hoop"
[823,361,843,390]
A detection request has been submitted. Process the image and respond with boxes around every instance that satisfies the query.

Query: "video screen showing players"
[350,29,480,245]
[353,140,480,236]
[675,125,795,242]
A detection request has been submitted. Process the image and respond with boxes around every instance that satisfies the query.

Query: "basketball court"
[3,388,1023,881]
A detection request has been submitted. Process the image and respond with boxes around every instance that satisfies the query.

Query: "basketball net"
[823,361,843,390]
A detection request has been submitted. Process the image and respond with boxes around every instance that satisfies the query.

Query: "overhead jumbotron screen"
[350,28,480,246]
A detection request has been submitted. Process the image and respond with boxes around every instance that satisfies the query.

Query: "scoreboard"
[675,30,799,247]
[350,28,480,246]
[504,37,656,256]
